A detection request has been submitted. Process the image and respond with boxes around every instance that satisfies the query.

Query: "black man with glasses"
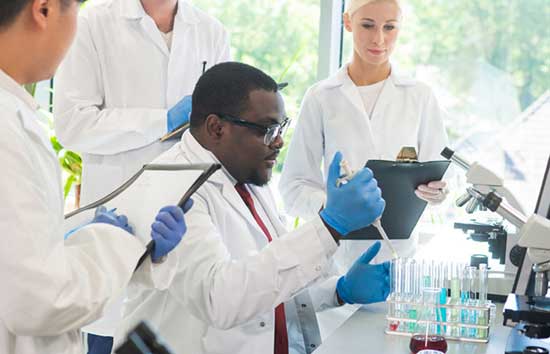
[116,62,389,354]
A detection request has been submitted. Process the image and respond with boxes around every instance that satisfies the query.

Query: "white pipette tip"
[373,218,399,259]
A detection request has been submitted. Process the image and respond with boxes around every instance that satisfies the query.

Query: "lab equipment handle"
[134,164,222,270]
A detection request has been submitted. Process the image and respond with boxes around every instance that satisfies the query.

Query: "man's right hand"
[319,152,385,236]
[150,199,194,263]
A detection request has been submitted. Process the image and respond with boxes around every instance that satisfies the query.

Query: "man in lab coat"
[53,0,230,349]
[0,1,190,353]
[116,62,390,354]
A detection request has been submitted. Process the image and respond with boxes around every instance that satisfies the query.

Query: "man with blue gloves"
[116,62,390,354]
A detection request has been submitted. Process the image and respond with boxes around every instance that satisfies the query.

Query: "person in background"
[0,1,190,353]
[53,0,230,351]
[115,62,390,354]
[280,0,449,268]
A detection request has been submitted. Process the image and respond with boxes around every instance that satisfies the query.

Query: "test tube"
[389,258,404,332]
[423,260,434,289]
[468,267,478,338]
[460,266,472,337]
[437,262,448,335]
[477,264,489,339]
[448,263,461,337]
[405,259,418,332]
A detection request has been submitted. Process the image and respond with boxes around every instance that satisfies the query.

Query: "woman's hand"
[415,180,448,205]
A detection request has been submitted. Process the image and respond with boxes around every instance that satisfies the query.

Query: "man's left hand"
[336,241,390,305]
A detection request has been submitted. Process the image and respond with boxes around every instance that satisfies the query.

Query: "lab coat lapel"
[249,186,287,238]
[221,183,270,243]
[369,72,397,124]
[180,133,268,241]
[166,2,200,107]
[139,16,170,57]
[337,67,379,157]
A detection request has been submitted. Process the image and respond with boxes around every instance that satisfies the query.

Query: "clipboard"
[345,159,450,240]
[64,163,221,268]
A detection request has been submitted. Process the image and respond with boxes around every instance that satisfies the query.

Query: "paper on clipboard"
[345,159,450,240]
[63,164,216,245]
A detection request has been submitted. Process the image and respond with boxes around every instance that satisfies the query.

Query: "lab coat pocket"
[202,313,273,354]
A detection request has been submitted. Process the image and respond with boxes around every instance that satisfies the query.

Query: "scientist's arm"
[53,16,168,156]
[0,130,145,336]
[172,153,384,330]
[169,196,338,330]
[279,88,327,219]
[415,87,450,204]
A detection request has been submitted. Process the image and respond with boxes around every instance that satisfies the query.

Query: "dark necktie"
[235,183,289,354]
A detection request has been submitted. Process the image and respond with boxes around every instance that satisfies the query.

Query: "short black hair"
[0,0,76,29]
[190,62,278,128]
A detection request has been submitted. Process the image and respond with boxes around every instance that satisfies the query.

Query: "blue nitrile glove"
[319,151,385,235]
[150,199,194,263]
[167,95,192,132]
[92,206,134,234]
[336,241,390,304]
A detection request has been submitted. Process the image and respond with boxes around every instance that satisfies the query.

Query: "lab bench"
[314,302,510,354]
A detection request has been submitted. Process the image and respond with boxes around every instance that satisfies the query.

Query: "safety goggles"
[216,113,290,146]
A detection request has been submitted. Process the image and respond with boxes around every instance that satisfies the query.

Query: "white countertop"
[314,302,511,354]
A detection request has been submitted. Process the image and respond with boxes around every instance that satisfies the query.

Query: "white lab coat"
[53,0,230,335]
[115,131,342,354]
[54,0,231,205]
[0,72,145,354]
[280,64,449,268]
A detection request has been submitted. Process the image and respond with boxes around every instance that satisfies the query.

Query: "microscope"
[441,148,525,273]
[443,148,550,354]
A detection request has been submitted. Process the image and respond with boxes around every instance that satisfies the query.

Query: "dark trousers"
[87,334,113,354]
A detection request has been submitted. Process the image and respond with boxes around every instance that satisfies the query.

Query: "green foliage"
[401,0,550,110]
[50,135,82,199]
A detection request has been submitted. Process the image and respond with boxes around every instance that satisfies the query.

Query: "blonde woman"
[280,0,449,269]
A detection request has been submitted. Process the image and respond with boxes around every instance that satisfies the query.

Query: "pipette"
[339,160,399,259]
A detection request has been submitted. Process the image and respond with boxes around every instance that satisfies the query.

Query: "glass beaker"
[409,287,448,354]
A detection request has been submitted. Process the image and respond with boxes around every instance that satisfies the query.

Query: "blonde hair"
[345,0,401,16]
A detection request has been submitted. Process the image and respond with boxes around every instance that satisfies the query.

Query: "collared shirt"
[0,69,39,111]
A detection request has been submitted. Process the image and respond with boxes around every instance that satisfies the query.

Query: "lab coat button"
[315,265,322,272]
[260,322,266,327]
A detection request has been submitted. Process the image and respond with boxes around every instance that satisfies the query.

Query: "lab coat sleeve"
[53,16,167,156]
[417,88,449,162]
[169,196,339,330]
[308,276,341,311]
[0,128,145,336]
[279,88,327,219]
[131,251,179,291]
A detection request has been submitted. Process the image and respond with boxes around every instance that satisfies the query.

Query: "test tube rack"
[385,298,494,343]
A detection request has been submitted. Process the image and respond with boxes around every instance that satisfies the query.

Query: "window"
[191,0,321,175]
